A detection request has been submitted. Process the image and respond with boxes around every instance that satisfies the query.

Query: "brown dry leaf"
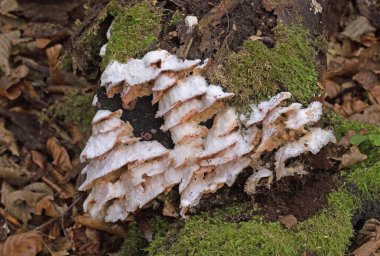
[0,30,20,76]
[34,195,61,217]
[47,137,72,173]
[350,105,380,126]
[68,124,83,145]
[75,215,127,238]
[334,94,369,117]
[31,150,45,169]
[67,227,100,255]
[0,231,43,256]
[326,56,359,78]
[35,38,51,49]
[279,215,298,230]
[341,16,376,43]
[0,155,31,184]
[338,146,367,169]
[46,44,62,84]
[3,189,44,223]
[138,218,153,242]
[353,70,379,90]
[369,85,380,104]
[0,65,29,100]
[0,119,18,155]
[2,182,52,224]
[324,79,341,98]
[162,197,179,217]
[353,219,380,256]
[0,109,51,151]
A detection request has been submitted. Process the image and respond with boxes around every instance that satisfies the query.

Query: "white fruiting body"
[80,50,336,222]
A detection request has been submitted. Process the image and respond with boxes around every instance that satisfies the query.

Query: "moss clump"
[328,112,380,141]
[348,160,380,198]
[118,216,172,256]
[168,10,184,26]
[47,89,95,137]
[214,24,319,112]
[102,1,162,69]
[147,190,357,256]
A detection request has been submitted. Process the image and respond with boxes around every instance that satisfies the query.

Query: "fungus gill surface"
[80,50,335,222]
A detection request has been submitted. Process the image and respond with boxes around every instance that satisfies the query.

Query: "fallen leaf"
[350,105,380,126]
[0,119,18,155]
[67,227,100,255]
[369,85,380,104]
[46,44,62,84]
[0,109,51,151]
[341,16,375,43]
[0,30,20,76]
[0,231,44,256]
[353,70,379,90]
[75,215,127,238]
[334,94,369,117]
[34,195,61,217]
[279,215,298,230]
[324,79,341,98]
[338,146,368,169]
[2,182,52,224]
[47,137,72,173]
[35,38,51,49]
[0,155,32,185]
[353,219,380,256]
[31,150,45,169]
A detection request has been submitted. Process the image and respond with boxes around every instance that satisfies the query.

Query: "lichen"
[210,24,319,112]
[146,190,358,256]
[101,1,162,69]
[47,89,95,137]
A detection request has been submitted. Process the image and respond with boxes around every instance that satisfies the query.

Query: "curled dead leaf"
[333,146,367,169]
[47,137,72,173]
[0,119,18,155]
[31,149,45,169]
[0,156,31,184]
[0,231,43,256]
[75,215,127,238]
[324,79,342,98]
[46,44,62,84]
[349,105,380,126]
[34,195,62,218]
[353,70,379,90]
[369,85,380,104]
[353,219,380,256]
[0,30,20,76]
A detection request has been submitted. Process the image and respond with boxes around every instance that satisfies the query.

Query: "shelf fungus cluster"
[80,50,336,222]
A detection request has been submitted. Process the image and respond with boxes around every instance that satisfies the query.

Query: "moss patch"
[212,24,319,112]
[146,190,358,256]
[102,1,162,69]
[118,216,171,256]
[47,89,95,137]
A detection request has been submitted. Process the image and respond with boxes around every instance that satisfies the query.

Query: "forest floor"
[0,0,379,255]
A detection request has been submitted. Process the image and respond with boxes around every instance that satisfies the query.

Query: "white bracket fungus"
[80,50,336,222]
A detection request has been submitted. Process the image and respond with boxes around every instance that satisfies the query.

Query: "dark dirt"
[160,0,276,60]
[97,88,174,149]
[255,172,338,221]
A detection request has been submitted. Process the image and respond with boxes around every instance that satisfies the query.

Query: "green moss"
[328,112,380,141]
[118,216,172,256]
[118,222,147,256]
[348,160,380,198]
[214,24,319,112]
[102,1,162,69]
[147,190,358,256]
[168,11,184,26]
[58,52,73,72]
[47,89,95,137]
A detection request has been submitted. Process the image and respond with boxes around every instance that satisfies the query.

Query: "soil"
[159,0,277,59]
[255,172,338,221]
